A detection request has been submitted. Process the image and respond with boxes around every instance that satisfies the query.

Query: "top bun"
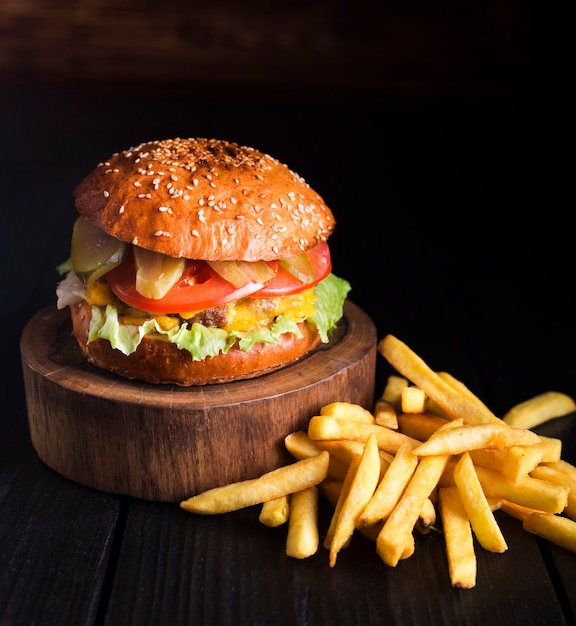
[73,137,335,261]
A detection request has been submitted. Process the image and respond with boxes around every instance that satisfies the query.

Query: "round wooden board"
[20,301,376,502]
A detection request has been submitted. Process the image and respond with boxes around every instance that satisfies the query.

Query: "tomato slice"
[106,256,267,314]
[251,242,331,297]
[105,242,332,313]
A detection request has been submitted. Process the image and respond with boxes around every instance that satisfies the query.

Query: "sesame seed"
[222,238,228,246]
[233,178,240,184]
[209,182,216,188]
[192,229,200,237]
[154,230,171,237]
[256,217,264,225]
[198,198,205,206]
[103,190,110,197]
[119,205,125,214]
[230,196,237,204]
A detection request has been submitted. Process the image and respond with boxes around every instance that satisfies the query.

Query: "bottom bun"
[70,301,322,385]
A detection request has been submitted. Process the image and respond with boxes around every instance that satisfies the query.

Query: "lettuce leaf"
[86,273,351,360]
[310,273,351,343]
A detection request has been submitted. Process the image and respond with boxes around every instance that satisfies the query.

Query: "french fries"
[523,511,576,553]
[180,333,576,591]
[259,495,290,527]
[381,375,408,412]
[359,443,418,527]
[321,401,375,423]
[378,335,500,424]
[286,487,319,558]
[412,422,540,457]
[503,391,576,429]
[327,435,380,566]
[376,419,457,567]
[439,487,477,589]
[180,452,329,514]
[474,465,569,514]
[308,414,421,455]
[401,386,427,414]
[453,452,507,553]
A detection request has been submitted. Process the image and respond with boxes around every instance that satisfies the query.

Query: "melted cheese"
[223,289,316,332]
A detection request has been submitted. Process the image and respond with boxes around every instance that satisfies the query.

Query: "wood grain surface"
[21,301,376,501]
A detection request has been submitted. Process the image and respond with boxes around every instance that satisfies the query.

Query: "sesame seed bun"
[73,137,335,261]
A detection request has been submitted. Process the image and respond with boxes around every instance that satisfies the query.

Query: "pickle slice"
[278,253,314,284]
[71,217,127,283]
[207,260,275,288]
[133,246,186,299]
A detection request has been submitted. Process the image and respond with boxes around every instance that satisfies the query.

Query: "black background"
[1,3,575,624]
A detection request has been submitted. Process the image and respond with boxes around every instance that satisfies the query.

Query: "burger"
[56,137,351,385]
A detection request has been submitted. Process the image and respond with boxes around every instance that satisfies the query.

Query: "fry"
[180,451,329,514]
[378,335,500,424]
[377,451,451,566]
[320,401,375,424]
[286,486,319,558]
[315,439,393,476]
[328,435,381,566]
[544,459,576,482]
[412,422,540,457]
[359,443,418,527]
[284,430,323,459]
[537,436,563,463]
[373,398,398,429]
[381,375,408,412]
[285,431,348,481]
[259,495,290,527]
[474,464,569,514]
[415,497,437,534]
[437,371,493,416]
[453,452,507,553]
[323,455,361,548]
[401,386,427,414]
[503,391,576,429]
[471,445,544,483]
[500,499,536,522]
[530,464,576,521]
[438,487,477,589]
[523,512,576,553]
[397,412,448,441]
[308,415,421,455]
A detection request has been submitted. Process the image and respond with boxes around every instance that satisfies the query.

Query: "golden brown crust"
[70,301,322,386]
[73,138,335,262]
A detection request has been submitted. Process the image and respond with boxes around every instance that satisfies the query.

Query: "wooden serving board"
[20,301,376,502]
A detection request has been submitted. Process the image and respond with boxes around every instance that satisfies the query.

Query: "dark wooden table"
[1,39,574,623]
